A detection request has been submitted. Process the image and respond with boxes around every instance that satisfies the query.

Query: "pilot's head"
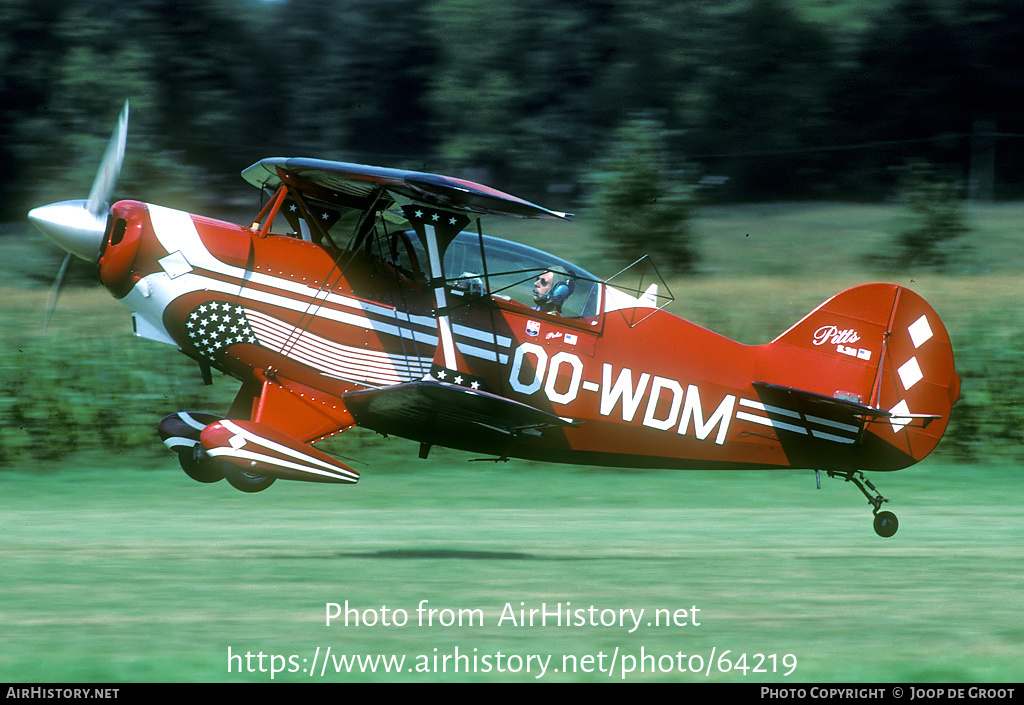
[533,267,574,313]
[533,271,555,303]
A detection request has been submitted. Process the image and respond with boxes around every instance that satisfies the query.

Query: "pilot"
[532,266,575,315]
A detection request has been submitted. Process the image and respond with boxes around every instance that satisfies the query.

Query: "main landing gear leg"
[825,470,899,538]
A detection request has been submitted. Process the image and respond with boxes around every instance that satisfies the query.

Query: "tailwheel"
[825,469,899,538]
[873,510,899,538]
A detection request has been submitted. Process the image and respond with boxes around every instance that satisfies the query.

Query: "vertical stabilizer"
[765,283,959,471]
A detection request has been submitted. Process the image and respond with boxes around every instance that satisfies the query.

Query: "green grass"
[1,457,1021,682]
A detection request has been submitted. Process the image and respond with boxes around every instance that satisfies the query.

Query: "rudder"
[864,285,960,469]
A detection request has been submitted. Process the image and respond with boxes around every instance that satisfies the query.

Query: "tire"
[177,448,224,484]
[223,465,276,493]
[873,511,899,538]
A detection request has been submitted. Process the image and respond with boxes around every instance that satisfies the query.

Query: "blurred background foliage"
[5,0,1024,213]
[587,115,700,273]
[2,0,1024,467]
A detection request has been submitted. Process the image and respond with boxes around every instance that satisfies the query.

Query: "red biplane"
[29,103,960,537]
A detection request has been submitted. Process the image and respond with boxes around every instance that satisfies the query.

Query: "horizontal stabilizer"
[750,381,941,447]
[755,382,888,420]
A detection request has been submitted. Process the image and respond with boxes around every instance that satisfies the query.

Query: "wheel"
[177,447,224,484]
[223,465,276,493]
[873,510,899,538]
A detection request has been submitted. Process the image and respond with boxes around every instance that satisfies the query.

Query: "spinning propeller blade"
[86,100,129,219]
[28,101,129,328]
[42,253,72,333]
[28,100,128,261]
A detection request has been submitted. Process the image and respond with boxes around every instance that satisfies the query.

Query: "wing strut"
[400,204,472,374]
[425,221,456,370]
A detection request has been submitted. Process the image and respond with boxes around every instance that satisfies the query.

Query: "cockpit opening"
[382,229,600,319]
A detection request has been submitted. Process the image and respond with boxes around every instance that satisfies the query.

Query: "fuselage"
[98,200,955,473]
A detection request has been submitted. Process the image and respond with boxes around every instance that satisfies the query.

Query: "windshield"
[442,231,600,318]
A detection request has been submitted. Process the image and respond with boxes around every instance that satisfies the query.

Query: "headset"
[537,267,575,307]
[549,276,575,306]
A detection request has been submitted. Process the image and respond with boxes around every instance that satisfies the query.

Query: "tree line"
[3,0,1024,219]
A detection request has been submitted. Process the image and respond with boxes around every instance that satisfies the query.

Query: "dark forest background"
[2,0,1024,217]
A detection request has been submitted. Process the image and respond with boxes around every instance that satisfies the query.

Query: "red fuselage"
[99,200,958,474]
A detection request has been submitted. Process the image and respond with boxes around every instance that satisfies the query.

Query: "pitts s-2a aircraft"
[30,103,959,537]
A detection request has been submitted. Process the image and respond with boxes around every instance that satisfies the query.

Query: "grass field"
[2,201,1023,683]
[2,455,1022,683]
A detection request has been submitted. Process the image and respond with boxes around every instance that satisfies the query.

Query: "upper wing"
[241,157,570,220]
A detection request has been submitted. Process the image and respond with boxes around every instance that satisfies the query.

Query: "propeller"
[28,101,129,328]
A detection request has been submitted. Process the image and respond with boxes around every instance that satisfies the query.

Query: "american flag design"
[186,302,257,359]
[186,299,434,387]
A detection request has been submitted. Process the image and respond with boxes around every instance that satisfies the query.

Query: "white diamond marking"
[897,357,923,390]
[158,250,193,279]
[889,399,911,432]
[908,315,933,349]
